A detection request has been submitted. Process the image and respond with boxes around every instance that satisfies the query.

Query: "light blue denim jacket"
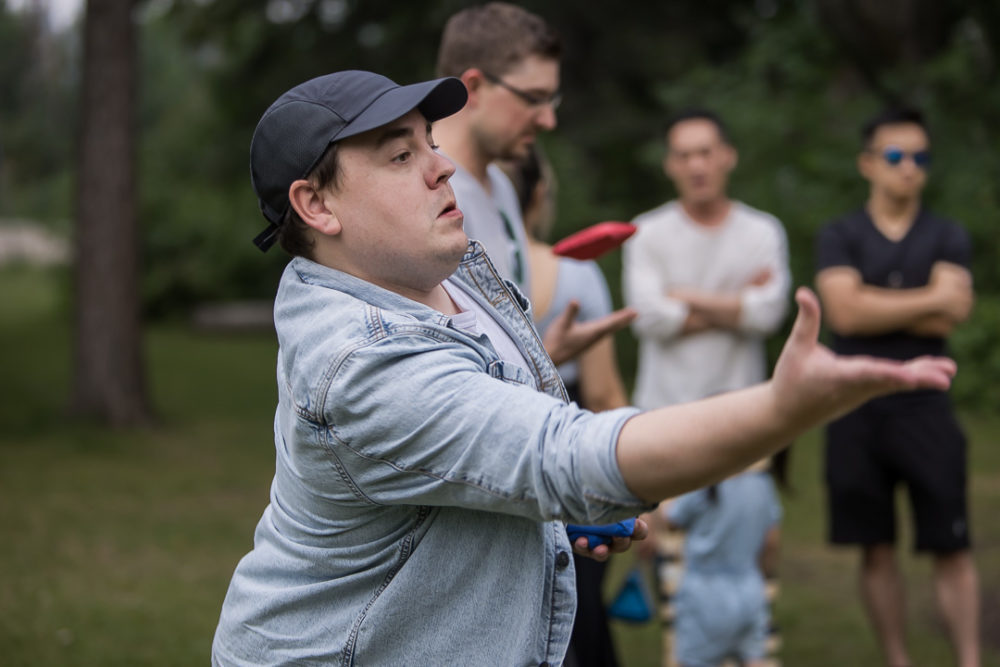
[212,242,648,666]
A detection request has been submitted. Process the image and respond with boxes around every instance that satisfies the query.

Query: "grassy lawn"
[1,264,998,665]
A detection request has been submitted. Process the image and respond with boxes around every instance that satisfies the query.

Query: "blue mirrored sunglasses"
[881,146,931,168]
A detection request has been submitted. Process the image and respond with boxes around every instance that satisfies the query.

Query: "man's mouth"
[439,201,461,218]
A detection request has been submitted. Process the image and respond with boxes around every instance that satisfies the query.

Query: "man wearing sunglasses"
[815,108,979,667]
[433,3,636,371]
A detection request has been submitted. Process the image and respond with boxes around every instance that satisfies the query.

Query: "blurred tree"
[72,0,151,425]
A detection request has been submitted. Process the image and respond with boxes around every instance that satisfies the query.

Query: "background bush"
[1,0,997,406]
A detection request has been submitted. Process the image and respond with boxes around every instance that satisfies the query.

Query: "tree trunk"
[72,0,150,426]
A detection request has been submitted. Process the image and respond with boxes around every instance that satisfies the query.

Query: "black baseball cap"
[250,70,468,251]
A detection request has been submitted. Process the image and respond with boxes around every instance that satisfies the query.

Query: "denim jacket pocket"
[487,359,536,389]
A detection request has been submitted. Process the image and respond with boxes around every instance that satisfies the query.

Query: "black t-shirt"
[814,207,971,361]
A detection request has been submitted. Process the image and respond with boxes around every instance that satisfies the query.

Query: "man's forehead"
[870,122,928,147]
[498,54,560,85]
[343,109,431,147]
[668,119,724,150]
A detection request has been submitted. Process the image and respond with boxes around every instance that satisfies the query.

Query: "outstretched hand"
[772,287,957,428]
[543,301,637,367]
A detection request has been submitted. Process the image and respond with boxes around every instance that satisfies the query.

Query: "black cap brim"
[332,76,468,143]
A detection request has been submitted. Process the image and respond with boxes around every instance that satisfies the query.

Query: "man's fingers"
[556,300,581,328]
[904,355,957,391]
[608,536,633,553]
[788,287,820,349]
[630,517,650,542]
[594,307,638,336]
[546,306,637,365]
[839,354,957,396]
[572,537,611,561]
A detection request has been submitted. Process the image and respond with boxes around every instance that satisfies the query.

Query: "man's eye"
[392,151,411,163]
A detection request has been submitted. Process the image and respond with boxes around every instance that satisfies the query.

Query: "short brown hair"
[277,143,341,258]
[436,2,561,78]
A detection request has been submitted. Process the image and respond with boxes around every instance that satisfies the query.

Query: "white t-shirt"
[622,200,790,409]
[442,279,529,370]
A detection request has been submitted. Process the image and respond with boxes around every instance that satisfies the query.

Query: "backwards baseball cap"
[250,70,468,251]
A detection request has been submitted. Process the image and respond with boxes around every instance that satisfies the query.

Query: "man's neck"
[866,191,921,241]
[679,197,732,227]
[310,245,462,315]
[434,115,493,188]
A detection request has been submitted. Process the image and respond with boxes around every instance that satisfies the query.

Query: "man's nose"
[535,103,557,131]
[430,151,455,186]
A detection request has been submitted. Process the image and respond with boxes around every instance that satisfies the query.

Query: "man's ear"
[857,151,873,179]
[663,152,677,182]
[288,179,342,236]
[459,68,485,107]
[723,144,739,173]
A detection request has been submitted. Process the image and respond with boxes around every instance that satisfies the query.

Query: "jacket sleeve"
[316,332,650,525]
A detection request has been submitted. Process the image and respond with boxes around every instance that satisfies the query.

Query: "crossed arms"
[615,287,956,502]
[815,261,973,338]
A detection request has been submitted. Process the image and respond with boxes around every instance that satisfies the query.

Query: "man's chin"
[502,141,534,161]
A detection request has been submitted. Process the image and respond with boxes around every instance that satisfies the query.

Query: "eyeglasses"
[481,71,562,110]
[875,146,932,169]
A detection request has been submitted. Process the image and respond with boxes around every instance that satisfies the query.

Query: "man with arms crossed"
[212,71,955,665]
[815,107,978,667]
[433,2,635,367]
[624,109,790,428]
[623,109,790,666]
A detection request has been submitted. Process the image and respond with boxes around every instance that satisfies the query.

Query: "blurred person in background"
[623,108,791,666]
[814,107,978,667]
[433,2,636,370]
[660,469,782,667]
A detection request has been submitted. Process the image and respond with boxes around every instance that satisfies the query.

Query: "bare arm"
[670,288,743,330]
[815,262,972,337]
[615,288,956,503]
[759,524,781,579]
[576,336,629,412]
[670,266,782,334]
[907,314,959,338]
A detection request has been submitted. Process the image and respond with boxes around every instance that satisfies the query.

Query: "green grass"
[0,266,278,666]
[1,264,998,665]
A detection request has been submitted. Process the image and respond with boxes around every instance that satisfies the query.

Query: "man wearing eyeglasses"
[815,107,979,667]
[432,5,636,665]
[433,2,635,369]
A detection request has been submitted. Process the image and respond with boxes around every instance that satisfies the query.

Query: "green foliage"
[3,1,999,404]
[951,294,1000,407]
[137,14,289,315]
[543,4,1000,409]
[0,3,77,226]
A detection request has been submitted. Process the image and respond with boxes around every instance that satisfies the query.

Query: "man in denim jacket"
[212,71,957,666]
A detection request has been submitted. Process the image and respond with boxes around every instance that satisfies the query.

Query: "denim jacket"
[212,242,648,666]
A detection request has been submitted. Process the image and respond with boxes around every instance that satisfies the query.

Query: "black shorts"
[824,391,970,553]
